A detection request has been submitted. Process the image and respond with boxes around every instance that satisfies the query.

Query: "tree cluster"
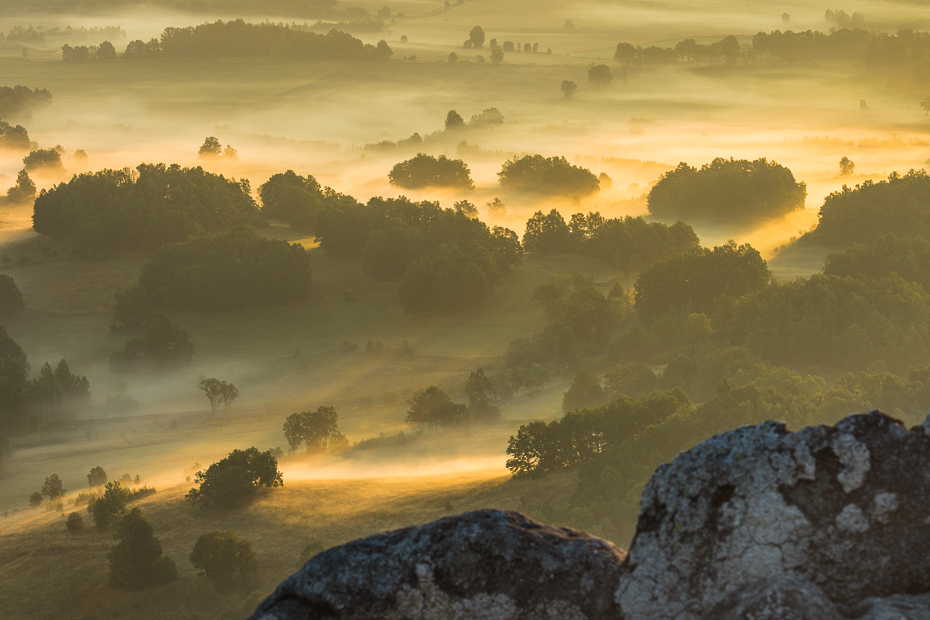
[199,378,239,413]
[498,155,599,196]
[259,170,323,233]
[806,170,930,245]
[186,447,283,509]
[138,226,312,311]
[123,20,391,61]
[282,405,348,452]
[405,386,468,432]
[634,241,771,319]
[647,158,807,223]
[61,41,117,61]
[315,195,522,314]
[522,209,700,270]
[388,154,474,190]
[0,119,33,150]
[32,163,263,252]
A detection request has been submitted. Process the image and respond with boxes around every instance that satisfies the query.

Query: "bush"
[32,163,263,252]
[66,511,84,533]
[108,508,177,589]
[648,158,807,223]
[498,155,599,196]
[190,530,257,592]
[388,153,474,190]
[138,226,312,311]
[0,275,25,317]
[186,447,283,509]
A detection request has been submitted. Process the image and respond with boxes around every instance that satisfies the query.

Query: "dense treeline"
[32,164,264,252]
[0,85,52,119]
[522,209,700,269]
[647,158,807,223]
[122,20,391,61]
[315,195,522,313]
[634,241,770,318]
[138,226,312,311]
[613,28,930,73]
[511,364,930,542]
[498,155,599,196]
[388,154,474,190]
[806,170,930,245]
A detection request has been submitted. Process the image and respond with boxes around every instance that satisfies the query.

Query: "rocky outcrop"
[616,410,930,618]
[250,411,930,620]
[249,509,627,620]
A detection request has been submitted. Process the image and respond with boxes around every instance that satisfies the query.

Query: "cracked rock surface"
[248,509,626,620]
[616,410,930,619]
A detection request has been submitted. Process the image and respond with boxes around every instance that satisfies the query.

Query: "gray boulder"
[248,509,627,620]
[616,410,930,619]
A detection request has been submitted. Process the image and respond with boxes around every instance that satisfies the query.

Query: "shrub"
[66,511,84,533]
[190,530,257,592]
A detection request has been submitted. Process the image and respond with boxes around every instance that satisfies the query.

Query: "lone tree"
[198,136,222,158]
[922,96,930,115]
[220,381,239,413]
[108,508,177,589]
[445,110,465,130]
[200,378,223,412]
[405,386,468,432]
[587,64,613,87]
[491,48,504,64]
[560,80,577,99]
[41,474,66,499]
[186,447,283,509]
[87,466,108,487]
[282,406,348,453]
[468,25,485,48]
[190,530,257,592]
[839,156,855,176]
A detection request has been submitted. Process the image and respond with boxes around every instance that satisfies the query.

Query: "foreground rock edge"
[250,411,930,620]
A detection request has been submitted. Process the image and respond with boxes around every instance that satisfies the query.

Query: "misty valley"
[2,0,930,618]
